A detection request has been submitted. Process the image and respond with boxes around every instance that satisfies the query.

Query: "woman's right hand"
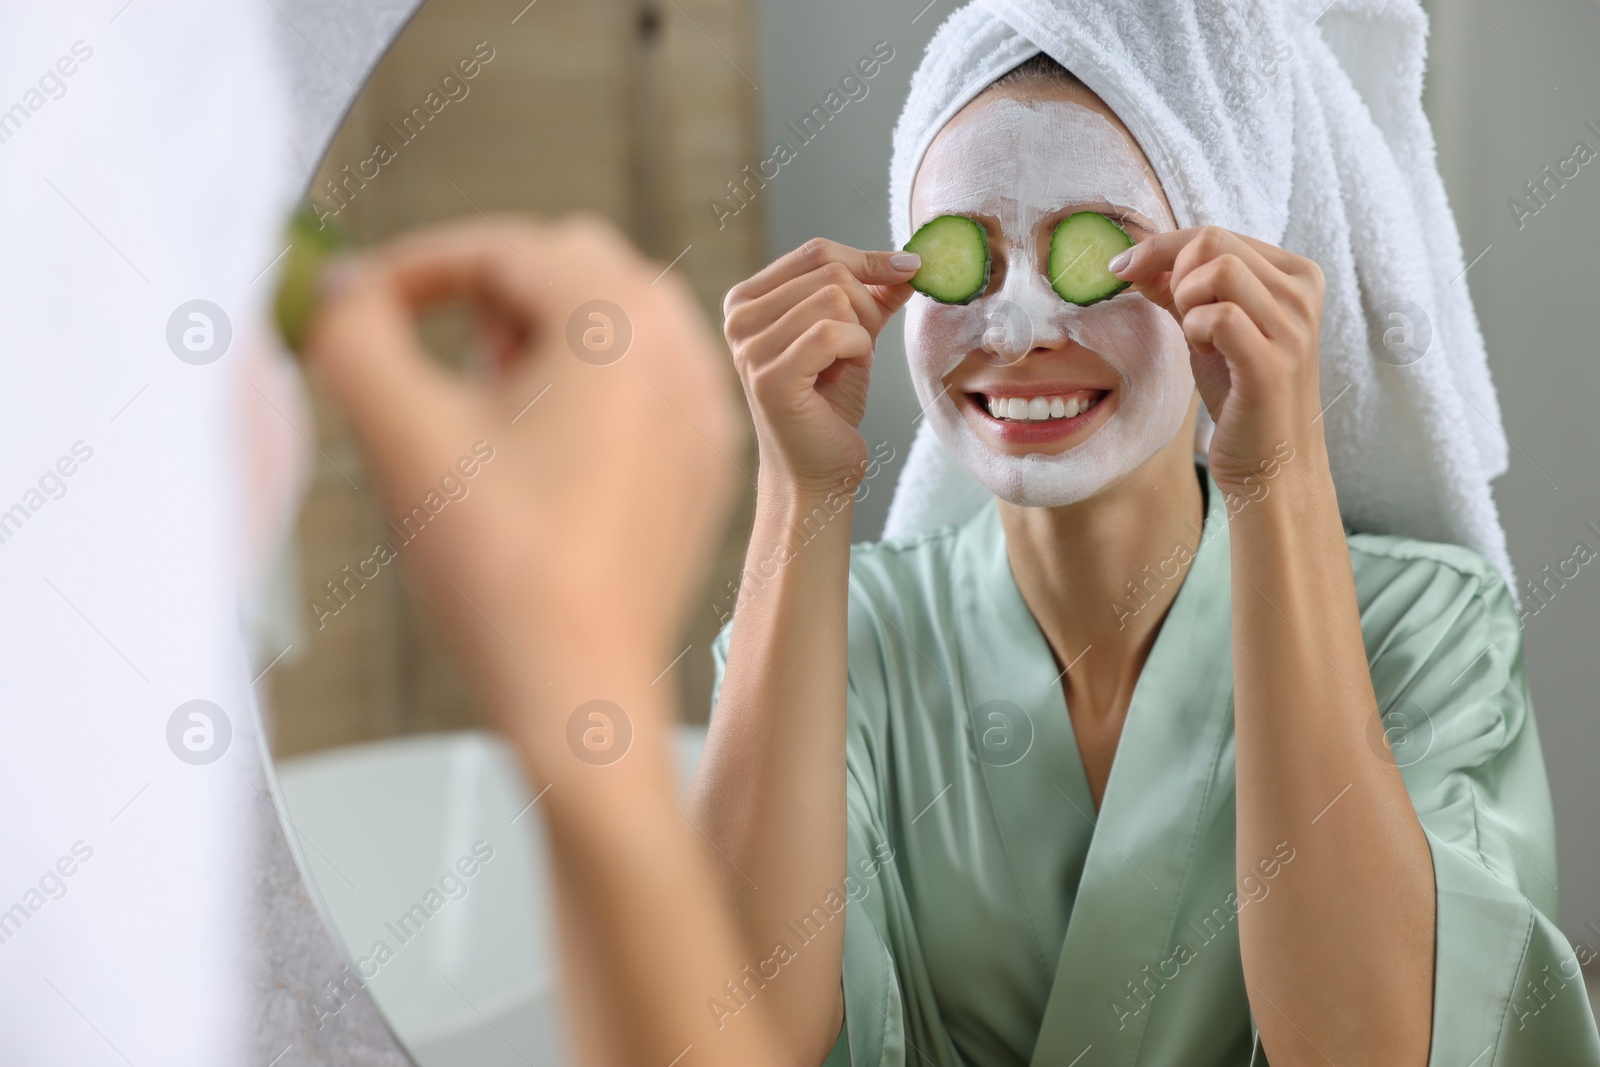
[722,238,921,497]
[703,236,917,1063]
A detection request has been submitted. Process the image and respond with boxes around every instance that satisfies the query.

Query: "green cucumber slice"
[905,214,990,305]
[1048,211,1133,306]
[274,206,356,357]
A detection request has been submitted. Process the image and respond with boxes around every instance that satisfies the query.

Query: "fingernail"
[1108,249,1133,275]
[890,252,921,272]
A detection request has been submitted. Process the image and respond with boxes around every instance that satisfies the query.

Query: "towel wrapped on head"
[881,0,1514,593]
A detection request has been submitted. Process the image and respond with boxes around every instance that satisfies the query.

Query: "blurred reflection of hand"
[302,214,782,1067]
[302,213,745,723]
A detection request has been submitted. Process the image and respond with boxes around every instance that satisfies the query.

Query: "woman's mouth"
[962,387,1110,446]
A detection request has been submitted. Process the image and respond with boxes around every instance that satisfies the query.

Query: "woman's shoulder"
[847,506,990,608]
[1342,529,1524,640]
[842,508,998,671]
[1345,530,1510,596]
[1346,529,1505,584]
[709,511,987,673]
[851,512,973,557]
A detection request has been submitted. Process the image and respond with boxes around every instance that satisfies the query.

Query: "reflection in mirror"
[264,1,760,1061]
[258,0,1600,1062]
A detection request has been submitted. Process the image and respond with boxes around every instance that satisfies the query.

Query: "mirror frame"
[249,2,430,1063]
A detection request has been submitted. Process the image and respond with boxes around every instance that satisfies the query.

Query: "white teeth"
[982,393,1097,422]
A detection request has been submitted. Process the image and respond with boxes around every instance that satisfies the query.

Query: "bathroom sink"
[275,725,708,1066]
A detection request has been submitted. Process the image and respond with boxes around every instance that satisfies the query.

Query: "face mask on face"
[905,94,1194,507]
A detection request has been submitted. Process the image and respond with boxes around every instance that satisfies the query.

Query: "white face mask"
[905,94,1193,507]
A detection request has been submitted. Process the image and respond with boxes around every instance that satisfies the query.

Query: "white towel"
[0,4,296,1063]
[880,0,1515,593]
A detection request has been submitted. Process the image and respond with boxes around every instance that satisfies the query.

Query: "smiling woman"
[703,5,1600,1065]
[11,0,1598,1062]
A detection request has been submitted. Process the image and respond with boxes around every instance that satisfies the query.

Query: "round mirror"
[257,2,1600,1062]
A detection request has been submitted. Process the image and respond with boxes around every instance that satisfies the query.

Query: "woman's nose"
[979,260,1069,365]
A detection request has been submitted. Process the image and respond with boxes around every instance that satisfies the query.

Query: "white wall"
[1426,0,1600,944]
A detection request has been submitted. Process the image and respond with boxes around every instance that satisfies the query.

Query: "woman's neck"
[997,433,1206,716]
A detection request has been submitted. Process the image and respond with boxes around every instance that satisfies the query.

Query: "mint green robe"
[710,466,1600,1066]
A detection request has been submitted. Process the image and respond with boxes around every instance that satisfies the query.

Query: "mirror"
[258,0,1600,1062]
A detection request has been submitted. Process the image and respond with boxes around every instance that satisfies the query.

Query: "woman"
[697,14,1599,1067]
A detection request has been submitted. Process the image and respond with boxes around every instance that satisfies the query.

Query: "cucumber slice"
[1048,211,1133,306]
[905,215,990,305]
[274,207,355,357]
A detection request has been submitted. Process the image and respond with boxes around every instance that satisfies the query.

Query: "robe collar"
[949,464,1240,1067]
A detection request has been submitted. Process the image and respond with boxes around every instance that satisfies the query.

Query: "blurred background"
[264,0,1600,1049]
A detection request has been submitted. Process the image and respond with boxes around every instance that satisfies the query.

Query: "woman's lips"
[961,387,1111,446]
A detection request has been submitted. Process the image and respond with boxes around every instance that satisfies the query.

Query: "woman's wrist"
[753,471,858,552]
[759,454,864,502]
[471,617,663,727]
[759,478,856,519]
[1214,431,1334,521]
[483,646,680,780]
[1222,434,1352,596]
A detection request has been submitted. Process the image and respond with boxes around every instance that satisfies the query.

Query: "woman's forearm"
[689,477,854,1060]
[1228,449,1435,1066]
[489,658,783,1067]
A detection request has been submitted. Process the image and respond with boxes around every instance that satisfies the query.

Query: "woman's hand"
[304,215,788,1067]
[697,238,919,1062]
[302,213,744,714]
[1110,225,1327,496]
[1120,228,1437,1066]
[722,238,921,497]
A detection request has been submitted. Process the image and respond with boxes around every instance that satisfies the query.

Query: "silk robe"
[709,466,1599,1065]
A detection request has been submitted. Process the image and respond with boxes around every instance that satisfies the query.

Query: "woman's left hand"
[1110,225,1327,497]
